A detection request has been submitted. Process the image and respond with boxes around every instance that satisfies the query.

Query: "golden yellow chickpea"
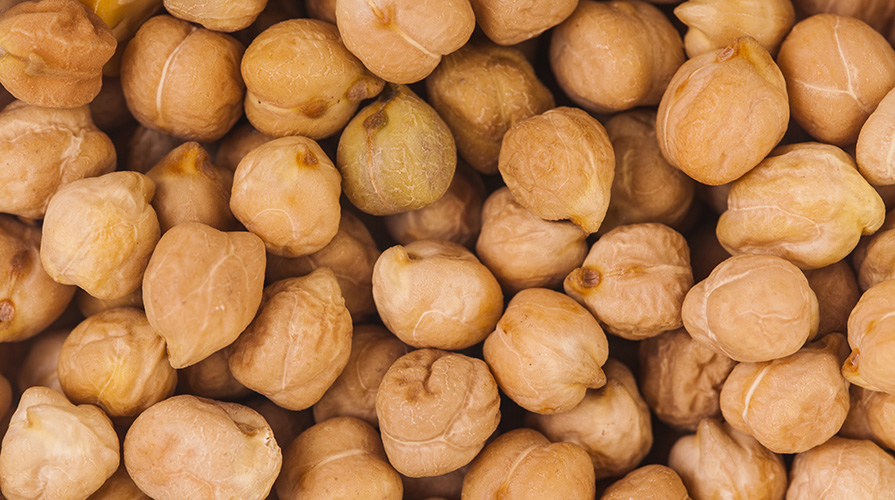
[674,0,794,57]
[469,0,577,45]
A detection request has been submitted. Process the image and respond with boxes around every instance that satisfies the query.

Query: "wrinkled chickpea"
[857,87,895,185]
[178,349,252,401]
[787,437,895,499]
[88,465,149,500]
[804,261,861,337]
[164,0,267,32]
[244,397,314,452]
[853,208,895,290]
[844,279,895,395]
[674,0,794,57]
[469,0,577,45]
[17,329,69,394]
[842,386,895,451]
[600,465,691,500]
[793,0,895,34]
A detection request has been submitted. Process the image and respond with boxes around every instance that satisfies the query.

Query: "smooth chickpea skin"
[469,0,577,45]
[214,123,272,173]
[600,465,691,500]
[551,0,685,114]
[856,85,895,185]
[844,279,895,395]
[164,0,267,32]
[88,465,150,500]
[124,126,184,174]
[853,208,895,290]
[786,437,895,500]
[375,349,501,478]
[674,0,794,58]
[804,261,861,337]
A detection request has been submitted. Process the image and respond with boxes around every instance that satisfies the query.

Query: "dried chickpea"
[639,328,736,432]
[76,287,142,317]
[142,222,265,369]
[476,187,588,294]
[88,465,149,500]
[79,0,163,78]
[778,14,895,146]
[0,216,75,343]
[335,0,475,84]
[600,465,691,500]
[215,123,272,172]
[305,0,335,23]
[0,387,119,500]
[657,36,788,185]
[275,417,402,500]
[230,136,341,257]
[373,240,503,350]
[601,109,695,231]
[0,101,116,219]
[844,279,895,395]
[499,107,614,233]
[17,329,69,394]
[40,171,160,300]
[717,143,885,269]
[0,0,116,108]
[856,87,895,185]
[425,42,554,174]
[842,386,895,451]
[123,395,282,500]
[674,0,794,57]
[853,208,895,290]
[337,84,456,216]
[793,0,895,33]
[786,437,895,500]
[551,0,685,113]
[402,468,465,500]
[265,211,380,321]
[469,0,576,45]
[229,268,353,411]
[526,359,652,480]
[244,397,314,452]
[375,349,500,478]
[682,254,818,362]
[461,428,595,500]
[313,324,410,427]
[178,349,252,401]
[668,419,787,500]
[57,307,177,417]
[121,15,245,142]
[89,76,134,130]
[164,0,267,32]
[124,126,184,174]
[565,223,693,340]
[804,261,860,337]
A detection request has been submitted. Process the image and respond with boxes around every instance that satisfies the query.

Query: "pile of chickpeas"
[0,0,894,498]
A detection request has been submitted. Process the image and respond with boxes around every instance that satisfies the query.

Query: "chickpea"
[856,87,895,185]
[600,465,691,500]
[792,0,895,34]
[844,279,895,395]
[17,329,69,394]
[305,0,335,23]
[178,349,252,401]
[124,126,184,174]
[674,0,794,57]
[803,261,860,338]
[853,208,895,290]
[244,397,314,452]
[214,123,272,173]
[787,437,895,500]
[469,0,577,45]
[164,0,267,32]
[842,386,895,452]
[76,287,143,318]
[402,468,465,500]
[88,465,149,500]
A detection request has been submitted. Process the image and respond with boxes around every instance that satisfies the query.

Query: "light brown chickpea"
[142,222,266,369]
[124,126,184,174]
[856,87,895,185]
[89,77,135,131]
[375,349,500,478]
[0,216,75,343]
[461,428,595,500]
[214,123,272,172]
[305,0,335,23]
[0,101,116,219]
[76,287,143,318]
[244,397,315,452]
[335,0,475,83]
[793,0,895,33]
[425,42,554,174]
[841,386,895,452]
[639,328,736,432]
[88,465,150,500]
[499,107,615,233]
[121,15,245,142]
[804,261,861,338]
[525,359,652,480]
[475,187,589,294]
[17,329,69,394]
[163,0,267,32]
[600,465,691,500]
[178,349,252,401]
[0,387,119,500]
[657,36,788,185]
[853,208,895,290]
[674,0,794,58]
[313,325,410,427]
[275,417,403,500]
[123,395,282,500]
[668,419,787,500]
[373,240,503,350]
[778,14,895,146]
[402,468,465,500]
[682,254,819,362]
[40,171,161,300]
[0,0,116,108]
[844,279,895,395]
[469,0,577,45]
[565,223,693,340]
[786,437,895,500]
[241,19,384,139]
[230,136,342,257]
[551,0,685,113]
[228,268,353,411]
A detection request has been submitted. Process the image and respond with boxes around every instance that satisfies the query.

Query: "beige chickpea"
[0,387,119,500]
[476,188,588,294]
[40,171,161,300]
[57,307,177,417]
[602,110,695,231]
[88,465,149,500]
[335,0,475,84]
[242,19,384,139]
[373,240,503,350]
[276,417,402,500]
[121,15,244,142]
[853,209,895,290]
[178,349,252,401]
[856,87,895,185]
[76,287,143,318]
[124,126,184,174]
[215,123,272,172]
[804,261,860,338]
[844,279,895,395]
[123,395,282,500]
[17,329,69,394]
[565,223,693,340]
[0,101,116,219]
[675,0,794,58]
[793,0,895,33]
[639,328,736,432]
[0,216,75,343]
[229,268,353,411]
[337,84,456,216]
[313,325,409,427]
[526,359,652,480]
[682,254,818,362]
[669,419,787,500]
[402,468,465,500]
[551,1,685,113]
[778,14,895,146]
[230,136,341,257]
[787,437,895,500]
[657,36,788,185]
[461,428,595,500]
[601,465,691,500]
[142,223,266,369]
[499,107,615,233]
[265,211,380,321]
[164,0,267,32]
[305,0,335,23]
[845,387,895,451]
[0,0,116,108]
[244,397,315,452]
[375,349,500,478]
[469,0,577,45]
[425,42,554,174]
